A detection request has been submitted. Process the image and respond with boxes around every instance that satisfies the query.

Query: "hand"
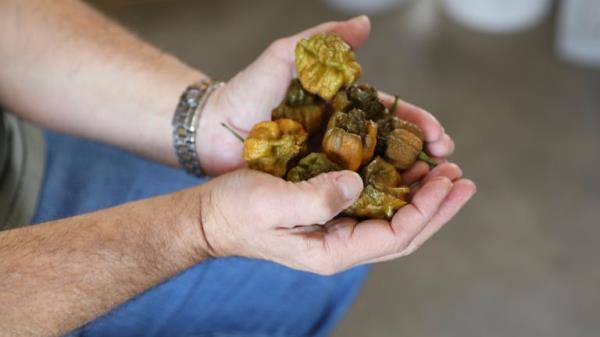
[198,163,475,275]
[196,16,455,176]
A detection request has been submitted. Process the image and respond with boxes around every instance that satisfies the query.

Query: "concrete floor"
[94,0,600,336]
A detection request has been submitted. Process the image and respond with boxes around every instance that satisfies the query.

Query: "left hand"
[196,16,454,176]
[198,161,475,274]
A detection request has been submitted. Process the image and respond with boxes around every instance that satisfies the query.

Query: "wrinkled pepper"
[272,79,326,134]
[243,118,308,177]
[343,157,410,219]
[295,33,361,100]
[322,109,377,171]
[376,114,435,170]
[287,152,342,182]
[333,84,386,121]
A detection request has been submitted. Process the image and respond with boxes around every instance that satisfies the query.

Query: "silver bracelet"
[171,80,224,177]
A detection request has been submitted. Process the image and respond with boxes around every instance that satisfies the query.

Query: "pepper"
[243,118,308,177]
[322,109,377,171]
[295,33,361,100]
[362,155,402,187]
[376,114,436,169]
[287,152,342,182]
[272,79,326,134]
[333,84,387,121]
[343,157,410,219]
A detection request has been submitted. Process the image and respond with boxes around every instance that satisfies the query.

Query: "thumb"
[265,15,371,70]
[223,16,372,130]
[268,171,364,226]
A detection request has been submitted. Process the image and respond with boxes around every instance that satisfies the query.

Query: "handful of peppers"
[235,33,436,220]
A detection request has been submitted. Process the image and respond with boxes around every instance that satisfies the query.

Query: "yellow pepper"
[243,119,308,177]
[295,33,361,100]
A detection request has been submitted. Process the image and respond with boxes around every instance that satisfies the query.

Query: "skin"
[0,1,475,336]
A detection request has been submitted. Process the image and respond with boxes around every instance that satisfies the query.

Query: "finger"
[401,179,476,255]
[292,15,371,50]
[270,16,371,65]
[408,162,462,196]
[364,179,476,264]
[389,177,453,246]
[379,92,443,143]
[317,177,453,270]
[265,170,364,227]
[422,162,463,183]
[401,160,430,186]
[426,133,455,158]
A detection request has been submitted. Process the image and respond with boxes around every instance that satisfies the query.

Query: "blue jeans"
[32,131,369,337]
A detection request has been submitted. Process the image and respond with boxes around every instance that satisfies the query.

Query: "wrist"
[195,84,247,176]
[149,185,213,263]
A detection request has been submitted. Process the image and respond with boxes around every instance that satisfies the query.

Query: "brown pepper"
[385,128,423,170]
[271,79,325,134]
[322,109,377,171]
[376,115,432,170]
[243,119,308,177]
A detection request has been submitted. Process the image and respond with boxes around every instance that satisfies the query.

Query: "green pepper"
[333,84,386,121]
[287,152,342,182]
[343,157,410,219]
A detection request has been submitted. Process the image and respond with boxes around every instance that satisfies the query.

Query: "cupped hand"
[196,16,454,176]
[198,163,475,275]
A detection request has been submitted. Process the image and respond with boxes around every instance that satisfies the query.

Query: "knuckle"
[298,175,342,223]
[267,38,290,57]
[314,181,342,220]
[392,227,413,252]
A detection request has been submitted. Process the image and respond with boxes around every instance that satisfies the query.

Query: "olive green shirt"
[0,111,45,230]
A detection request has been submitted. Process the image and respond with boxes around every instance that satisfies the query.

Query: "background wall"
[89,0,600,336]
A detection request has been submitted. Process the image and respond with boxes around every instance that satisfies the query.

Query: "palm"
[198,47,294,176]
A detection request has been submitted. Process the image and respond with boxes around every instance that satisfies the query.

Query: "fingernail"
[350,15,369,23]
[336,172,363,200]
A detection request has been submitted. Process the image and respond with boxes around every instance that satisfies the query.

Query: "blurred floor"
[91,0,600,336]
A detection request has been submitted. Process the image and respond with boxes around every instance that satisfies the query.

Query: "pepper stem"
[418,151,437,167]
[220,122,245,143]
[390,95,399,113]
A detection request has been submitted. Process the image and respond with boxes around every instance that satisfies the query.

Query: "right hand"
[197,16,455,176]
[197,163,475,275]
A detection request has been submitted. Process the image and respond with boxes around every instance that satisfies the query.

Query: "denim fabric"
[33,131,369,337]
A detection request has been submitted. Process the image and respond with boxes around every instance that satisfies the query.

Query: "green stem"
[390,95,399,113]
[221,122,245,143]
[418,151,437,167]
